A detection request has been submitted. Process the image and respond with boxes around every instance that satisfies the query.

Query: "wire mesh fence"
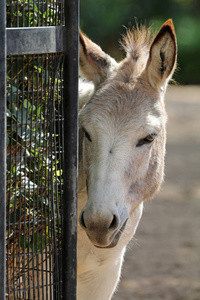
[6,0,64,27]
[4,0,79,298]
[6,53,64,299]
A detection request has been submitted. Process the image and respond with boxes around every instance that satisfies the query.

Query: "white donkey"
[77,20,177,300]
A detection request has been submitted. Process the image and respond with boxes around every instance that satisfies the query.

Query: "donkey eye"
[136,134,157,147]
[82,128,92,142]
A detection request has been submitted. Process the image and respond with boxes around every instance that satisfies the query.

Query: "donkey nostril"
[79,211,87,229]
[108,214,119,232]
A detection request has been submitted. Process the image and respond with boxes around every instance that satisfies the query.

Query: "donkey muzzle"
[79,208,127,248]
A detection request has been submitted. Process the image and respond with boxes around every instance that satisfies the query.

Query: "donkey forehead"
[79,82,166,132]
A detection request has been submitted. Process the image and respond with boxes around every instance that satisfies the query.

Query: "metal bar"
[62,0,79,299]
[0,0,6,298]
[7,26,66,55]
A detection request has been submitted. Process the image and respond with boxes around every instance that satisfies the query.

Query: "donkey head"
[78,20,177,248]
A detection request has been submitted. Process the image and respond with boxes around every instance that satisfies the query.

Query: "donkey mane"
[120,24,152,60]
[107,25,154,89]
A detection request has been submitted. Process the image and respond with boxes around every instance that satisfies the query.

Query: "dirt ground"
[113,86,200,300]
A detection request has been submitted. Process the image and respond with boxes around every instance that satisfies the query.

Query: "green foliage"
[6,54,63,259]
[6,0,63,27]
[6,2,64,293]
[80,0,200,84]
[6,3,64,269]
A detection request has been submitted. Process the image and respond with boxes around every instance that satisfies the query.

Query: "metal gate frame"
[0,0,79,298]
[0,3,7,299]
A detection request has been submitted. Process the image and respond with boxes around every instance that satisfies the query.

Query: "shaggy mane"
[121,24,153,60]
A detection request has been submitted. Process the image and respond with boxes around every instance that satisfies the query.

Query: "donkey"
[77,19,177,300]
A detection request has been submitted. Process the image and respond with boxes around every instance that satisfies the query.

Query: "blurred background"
[80,0,200,85]
[80,1,200,300]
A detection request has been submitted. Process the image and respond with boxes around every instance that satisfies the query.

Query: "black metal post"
[62,0,79,299]
[0,0,6,299]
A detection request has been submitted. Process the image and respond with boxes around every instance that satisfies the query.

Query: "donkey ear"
[79,30,117,87]
[146,19,177,89]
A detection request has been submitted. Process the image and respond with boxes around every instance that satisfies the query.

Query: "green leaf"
[19,234,29,249]
[7,108,12,118]
[17,125,31,141]
[30,232,48,252]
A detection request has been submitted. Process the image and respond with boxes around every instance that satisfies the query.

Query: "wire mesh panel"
[5,0,79,298]
[6,0,64,27]
[6,53,64,299]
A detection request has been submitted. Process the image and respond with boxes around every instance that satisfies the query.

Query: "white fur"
[78,77,94,109]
